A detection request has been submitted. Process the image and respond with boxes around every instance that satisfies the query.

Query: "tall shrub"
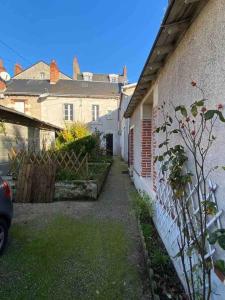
[56,122,91,149]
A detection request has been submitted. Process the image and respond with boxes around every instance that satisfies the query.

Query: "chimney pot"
[73,56,80,80]
[123,65,127,81]
[0,59,6,72]
[14,63,23,76]
[50,60,59,84]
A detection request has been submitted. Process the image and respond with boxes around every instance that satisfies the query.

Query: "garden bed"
[54,162,112,201]
[131,191,187,299]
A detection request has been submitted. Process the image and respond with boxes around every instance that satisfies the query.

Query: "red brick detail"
[0,59,6,91]
[128,128,134,167]
[0,80,6,91]
[152,106,158,192]
[73,56,80,80]
[50,60,59,84]
[141,119,152,177]
[14,63,23,76]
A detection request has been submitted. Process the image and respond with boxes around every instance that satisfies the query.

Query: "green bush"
[56,122,101,156]
[56,122,91,147]
[62,135,98,155]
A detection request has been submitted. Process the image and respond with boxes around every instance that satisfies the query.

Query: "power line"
[0,39,32,64]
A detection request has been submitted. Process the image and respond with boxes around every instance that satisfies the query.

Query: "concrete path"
[13,157,150,299]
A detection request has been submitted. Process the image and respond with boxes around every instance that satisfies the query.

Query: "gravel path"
[13,157,150,299]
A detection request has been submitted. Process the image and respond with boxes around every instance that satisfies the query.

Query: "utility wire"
[0,39,32,64]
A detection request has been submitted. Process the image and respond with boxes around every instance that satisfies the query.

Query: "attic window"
[83,72,93,81]
[109,74,119,83]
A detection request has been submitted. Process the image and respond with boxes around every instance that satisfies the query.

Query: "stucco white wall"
[129,0,225,295]
[119,84,136,161]
[41,96,120,155]
[155,0,225,222]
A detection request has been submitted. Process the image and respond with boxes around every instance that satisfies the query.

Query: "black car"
[0,176,13,255]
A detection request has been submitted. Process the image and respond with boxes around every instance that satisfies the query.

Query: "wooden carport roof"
[124,0,209,118]
[0,105,62,131]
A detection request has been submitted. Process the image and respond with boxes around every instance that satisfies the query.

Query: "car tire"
[0,218,8,255]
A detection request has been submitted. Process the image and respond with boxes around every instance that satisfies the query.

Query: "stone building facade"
[0,58,127,155]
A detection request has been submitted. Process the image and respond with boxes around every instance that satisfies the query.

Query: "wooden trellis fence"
[8,148,89,179]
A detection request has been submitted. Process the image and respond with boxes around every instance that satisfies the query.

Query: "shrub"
[56,122,101,156]
[56,122,91,149]
[63,135,98,155]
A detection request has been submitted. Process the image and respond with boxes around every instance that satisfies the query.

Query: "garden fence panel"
[8,148,89,179]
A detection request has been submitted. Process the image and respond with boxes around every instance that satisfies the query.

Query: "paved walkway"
[13,157,150,298]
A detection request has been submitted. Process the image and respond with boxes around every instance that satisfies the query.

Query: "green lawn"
[0,216,140,300]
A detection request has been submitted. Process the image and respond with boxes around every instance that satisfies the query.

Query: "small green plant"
[132,190,154,223]
[151,248,169,268]
[0,120,6,135]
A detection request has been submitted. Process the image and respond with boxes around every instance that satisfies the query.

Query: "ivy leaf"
[196,100,205,107]
[215,260,225,275]
[181,106,188,117]
[205,110,225,122]
[202,201,217,215]
[175,105,187,117]
[158,155,164,162]
[170,129,180,135]
[191,105,198,117]
[218,235,225,250]
[169,116,173,124]
[208,232,218,245]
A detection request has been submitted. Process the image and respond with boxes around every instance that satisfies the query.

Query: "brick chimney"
[50,60,59,84]
[73,56,80,80]
[0,59,6,91]
[123,65,127,81]
[14,63,23,76]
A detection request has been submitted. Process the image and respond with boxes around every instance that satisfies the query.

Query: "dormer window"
[40,72,45,79]
[109,74,119,83]
[83,72,93,81]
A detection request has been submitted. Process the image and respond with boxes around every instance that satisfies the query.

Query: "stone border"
[54,162,112,201]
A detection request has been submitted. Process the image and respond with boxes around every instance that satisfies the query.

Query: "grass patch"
[0,216,140,300]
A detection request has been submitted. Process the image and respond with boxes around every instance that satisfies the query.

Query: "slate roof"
[4,79,122,97]
[77,73,126,83]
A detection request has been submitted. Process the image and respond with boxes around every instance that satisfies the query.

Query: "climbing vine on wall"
[154,81,225,300]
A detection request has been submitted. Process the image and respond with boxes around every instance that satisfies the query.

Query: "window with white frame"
[109,74,119,83]
[64,104,74,121]
[40,72,45,79]
[14,101,25,113]
[92,105,99,122]
[83,72,93,81]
